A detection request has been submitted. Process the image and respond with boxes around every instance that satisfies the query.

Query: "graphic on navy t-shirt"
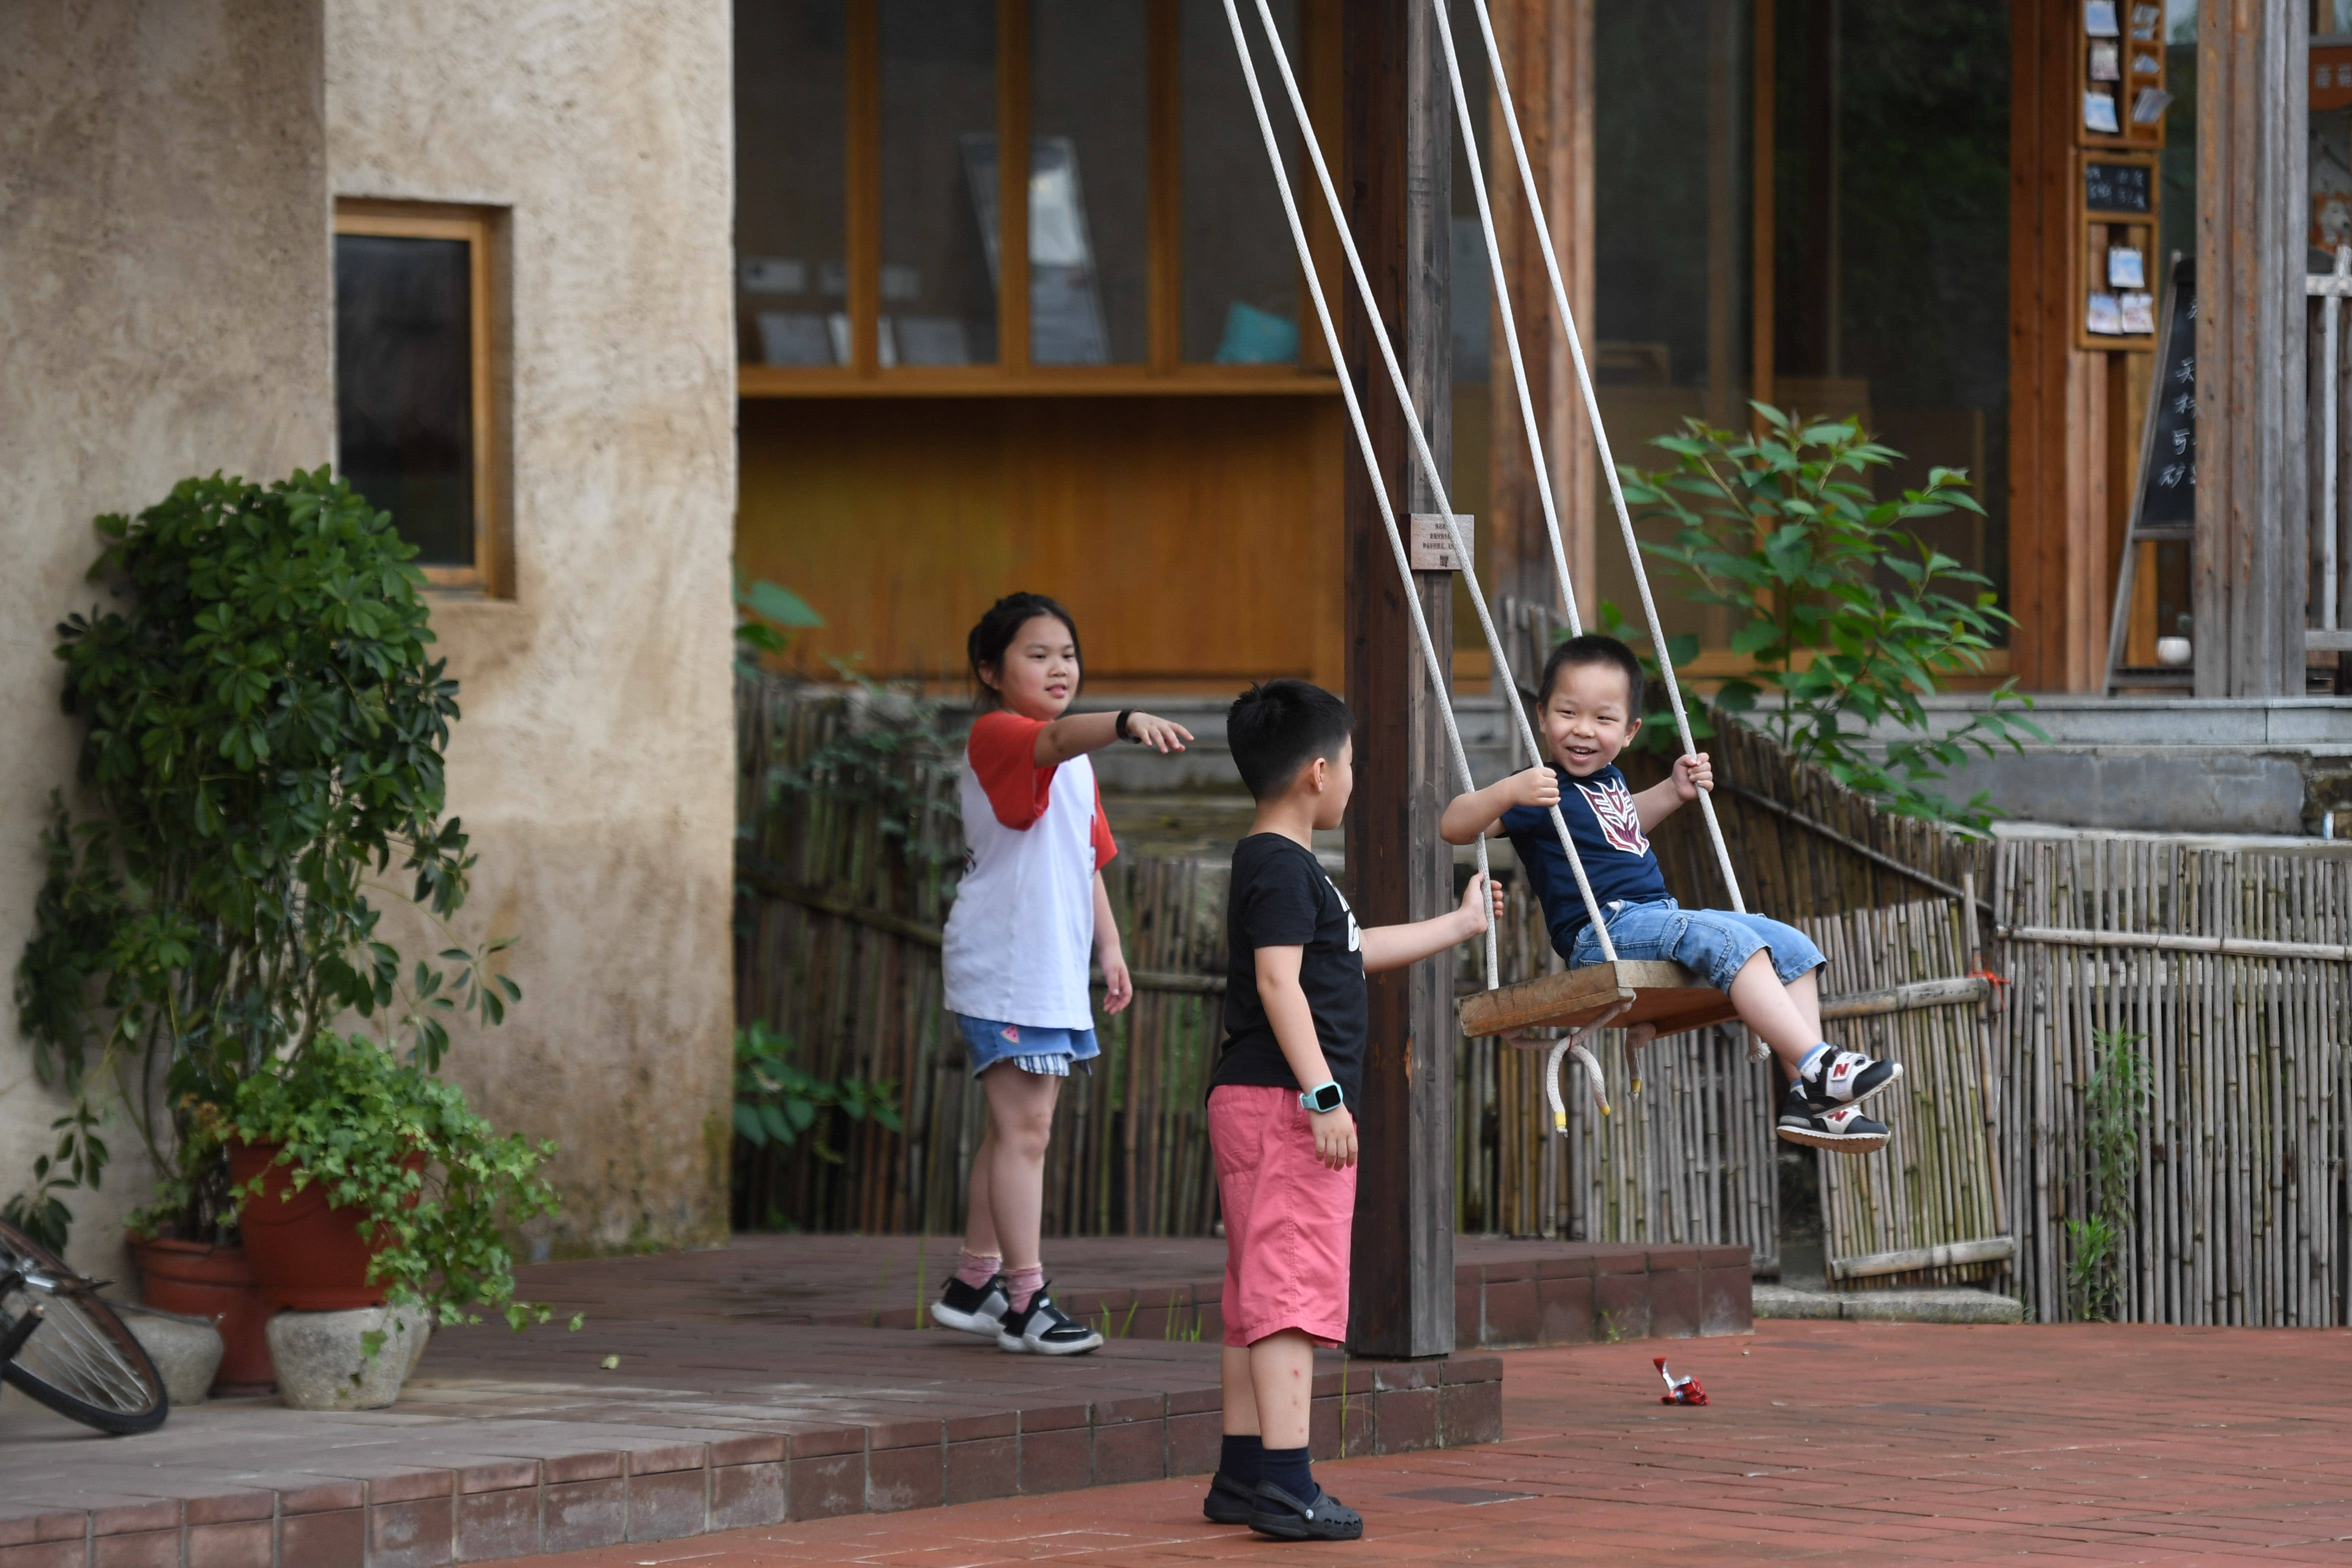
[1575,774,1650,856]
[1500,763,1671,962]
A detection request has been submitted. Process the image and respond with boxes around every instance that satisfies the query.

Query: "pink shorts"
[1208,1084,1356,1349]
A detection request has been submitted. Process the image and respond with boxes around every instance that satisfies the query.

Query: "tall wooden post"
[1486,0,1595,629]
[1344,0,1456,1361]
[2195,0,2308,697]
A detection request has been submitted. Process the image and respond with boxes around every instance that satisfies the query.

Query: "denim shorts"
[953,1014,1100,1079]
[1568,897,1824,993]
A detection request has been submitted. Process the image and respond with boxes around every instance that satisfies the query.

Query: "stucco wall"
[0,1,332,1277]
[326,0,738,1254]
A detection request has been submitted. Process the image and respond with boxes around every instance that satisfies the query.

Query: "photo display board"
[2076,149,2161,349]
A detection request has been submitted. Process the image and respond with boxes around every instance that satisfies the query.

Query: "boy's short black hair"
[1227,680,1352,801]
[1538,633,1646,715]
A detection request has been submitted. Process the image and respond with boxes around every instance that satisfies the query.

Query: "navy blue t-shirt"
[1501,764,1670,961]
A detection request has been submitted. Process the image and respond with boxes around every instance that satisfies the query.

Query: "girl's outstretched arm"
[1033,709,1193,765]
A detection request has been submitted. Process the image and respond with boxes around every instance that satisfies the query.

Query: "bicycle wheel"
[0,1219,167,1435]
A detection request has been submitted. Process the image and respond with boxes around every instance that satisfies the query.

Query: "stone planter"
[264,1304,432,1411]
[115,1304,224,1407]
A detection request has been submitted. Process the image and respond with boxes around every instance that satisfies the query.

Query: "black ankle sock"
[1219,1434,1264,1487]
[1261,1445,1317,1505]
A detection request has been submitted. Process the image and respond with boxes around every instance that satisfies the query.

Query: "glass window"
[1822,0,2011,614]
[881,0,999,366]
[335,234,475,569]
[1030,1,1149,365]
[1181,0,1300,364]
[736,2,848,367]
[1593,0,1751,647]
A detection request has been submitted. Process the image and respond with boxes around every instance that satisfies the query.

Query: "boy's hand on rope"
[1502,763,1561,811]
[1123,711,1194,753]
[1457,870,1505,937]
[1309,1104,1359,1170]
[1671,751,1714,801]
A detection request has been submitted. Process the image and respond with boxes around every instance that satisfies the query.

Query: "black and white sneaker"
[994,1283,1104,1356]
[1776,1080,1892,1152]
[1801,1046,1903,1109]
[1202,1471,1258,1525]
[1247,1480,1364,1542]
[929,1274,1009,1338]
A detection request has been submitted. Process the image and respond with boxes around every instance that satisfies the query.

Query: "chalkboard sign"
[2084,159,2154,215]
[2135,257,2197,527]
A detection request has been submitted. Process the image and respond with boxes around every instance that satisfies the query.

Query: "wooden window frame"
[333,199,507,594]
[739,0,1343,399]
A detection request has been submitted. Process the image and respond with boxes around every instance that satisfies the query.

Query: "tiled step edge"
[832,1244,1755,1350]
[0,1356,1503,1568]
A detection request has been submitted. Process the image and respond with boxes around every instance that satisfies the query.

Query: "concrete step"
[1755,1284,2026,1324]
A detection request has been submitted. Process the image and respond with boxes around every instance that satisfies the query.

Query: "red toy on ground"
[1655,1356,1708,1405]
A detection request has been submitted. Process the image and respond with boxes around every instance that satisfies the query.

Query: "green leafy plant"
[225,1032,561,1333]
[2067,1029,2153,1322]
[12,469,521,1248]
[733,572,824,677]
[732,1022,903,1167]
[1620,405,2044,829]
[1,1105,108,1255]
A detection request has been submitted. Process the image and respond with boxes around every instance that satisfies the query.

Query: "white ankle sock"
[1797,1043,1831,1082]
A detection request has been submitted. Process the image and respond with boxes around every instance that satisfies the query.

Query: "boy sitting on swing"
[1440,633,1901,1152]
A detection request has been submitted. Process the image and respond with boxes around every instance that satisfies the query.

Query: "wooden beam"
[845,0,880,376]
[1344,0,1456,1362]
[1751,0,1774,416]
[997,0,1032,372]
[1485,0,1594,624]
[2195,0,2309,696]
[1830,1235,2017,1282]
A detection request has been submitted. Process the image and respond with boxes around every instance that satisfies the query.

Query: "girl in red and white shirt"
[931,593,1193,1355]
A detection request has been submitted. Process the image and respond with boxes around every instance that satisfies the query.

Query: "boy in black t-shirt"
[1201,680,1501,1543]
[1440,635,1902,1153]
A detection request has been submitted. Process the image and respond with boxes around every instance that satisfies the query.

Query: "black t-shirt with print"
[1214,832,1369,1107]
[1501,763,1671,962]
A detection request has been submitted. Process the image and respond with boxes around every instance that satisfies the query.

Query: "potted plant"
[11,468,556,1393]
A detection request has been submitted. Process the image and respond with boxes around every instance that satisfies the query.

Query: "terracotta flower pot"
[229,1141,421,1312]
[130,1235,274,1390]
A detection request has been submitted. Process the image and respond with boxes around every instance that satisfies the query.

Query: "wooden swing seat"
[1457,961,1738,1043]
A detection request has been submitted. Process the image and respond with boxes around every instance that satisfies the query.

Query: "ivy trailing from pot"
[221,1032,564,1342]
[10,470,553,1328]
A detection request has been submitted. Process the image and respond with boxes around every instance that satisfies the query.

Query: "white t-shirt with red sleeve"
[941,711,1119,1030]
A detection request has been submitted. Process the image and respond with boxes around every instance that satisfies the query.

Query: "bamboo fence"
[735,674,2009,1276]
[1995,830,2352,1325]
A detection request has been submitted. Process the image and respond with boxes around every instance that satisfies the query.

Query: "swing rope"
[1221,0,1620,971]
[1213,0,1503,990]
[1455,0,1748,919]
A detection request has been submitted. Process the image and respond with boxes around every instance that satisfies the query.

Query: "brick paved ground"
[534,1320,2352,1567]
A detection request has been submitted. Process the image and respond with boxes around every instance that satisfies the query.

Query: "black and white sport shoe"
[1202,1471,1258,1524]
[1247,1480,1363,1541]
[929,1274,1009,1338]
[994,1283,1104,1356]
[1801,1046,1903,1109]
[1776,1080,1892,1152]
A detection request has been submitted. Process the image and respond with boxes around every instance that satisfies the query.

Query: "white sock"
[1797,1043,1831,1082]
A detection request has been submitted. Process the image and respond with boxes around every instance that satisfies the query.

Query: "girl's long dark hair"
[967,592,1082,711]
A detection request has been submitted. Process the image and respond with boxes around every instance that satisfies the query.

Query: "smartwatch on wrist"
[1300,1081,1344,1114]
[1115,708,1137,742]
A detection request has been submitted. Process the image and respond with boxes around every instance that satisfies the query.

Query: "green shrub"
[1620,406,2044,829]
[13,468,521,1247]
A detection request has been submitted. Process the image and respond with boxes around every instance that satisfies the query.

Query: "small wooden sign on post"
[1408,512,1474,571]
